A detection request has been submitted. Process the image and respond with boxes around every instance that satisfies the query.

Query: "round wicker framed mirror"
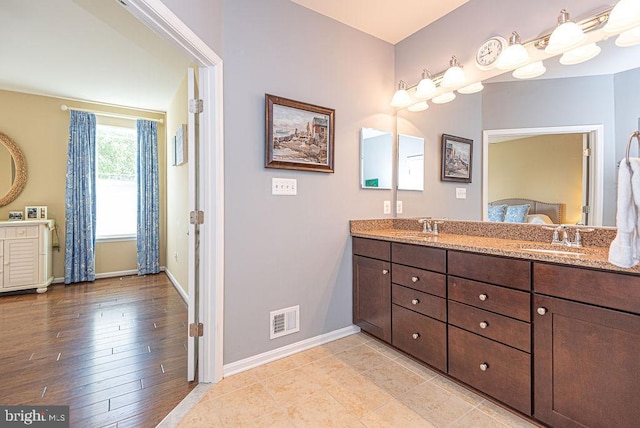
[0,132,27,207]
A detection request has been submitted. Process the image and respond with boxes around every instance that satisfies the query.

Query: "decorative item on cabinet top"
[25,205,47,220]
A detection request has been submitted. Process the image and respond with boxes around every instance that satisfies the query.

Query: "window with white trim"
[96,124,137,240]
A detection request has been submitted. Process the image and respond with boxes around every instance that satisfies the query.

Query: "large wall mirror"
[361,127,392,189]
[396,36,640,227]
[0,132,27,207]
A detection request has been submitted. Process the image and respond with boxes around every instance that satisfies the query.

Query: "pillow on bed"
[526,214,553,224]
[504,204,531,223]
[488,204,508,222]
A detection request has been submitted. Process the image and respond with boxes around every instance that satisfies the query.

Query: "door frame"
[124,0,224,383]
[483,124,604,226]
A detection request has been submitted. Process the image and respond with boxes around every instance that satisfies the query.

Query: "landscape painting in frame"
[265,94,335,173]
[441,133,472,183]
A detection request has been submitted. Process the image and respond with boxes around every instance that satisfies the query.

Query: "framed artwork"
[441,134,473,183]
[173,124,187,166]
[265,94,335,173]
[25,206,47,220]
[8,211,23,221]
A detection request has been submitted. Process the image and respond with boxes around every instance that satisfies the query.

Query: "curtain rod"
[60,104,164,124]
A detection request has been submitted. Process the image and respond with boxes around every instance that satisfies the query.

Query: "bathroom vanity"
[0,219,55,294]
[352,219,640,427]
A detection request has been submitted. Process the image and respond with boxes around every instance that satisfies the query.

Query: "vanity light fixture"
[603,0,640,34]
[512,61,546,79]
[616,26,640,47]
[391,80,412,108]
[415,69,437,99]
[457,82,484,94]
[559,42,601,65]
[431,92,456,104]
[495,32,529,70]
[407,101,429,112]
[545,9,587,55]
[441,56,467,88]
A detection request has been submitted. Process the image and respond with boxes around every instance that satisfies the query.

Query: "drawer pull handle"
[411,276,419,283]
[479,363,489,371]
[537,307,547,316]
[478,294,488,301]
[411,299,419,305]
[412,333,420,340]
[382,269,389,275]
[479,321,488,329]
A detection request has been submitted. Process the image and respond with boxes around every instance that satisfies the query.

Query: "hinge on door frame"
[190,210,204,225]
[583,148,590,157]
[582,205,591,214]
[189,99,204,114]
[189,322,204,337]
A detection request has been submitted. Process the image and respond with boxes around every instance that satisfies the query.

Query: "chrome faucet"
[418,218,432,233]
[544,224,594,247]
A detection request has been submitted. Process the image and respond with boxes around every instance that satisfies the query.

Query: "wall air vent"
[270,305,300,339]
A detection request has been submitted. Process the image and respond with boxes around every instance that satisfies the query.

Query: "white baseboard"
[164,268,188,303]
[223,325,361,377]
[52,266,169,285]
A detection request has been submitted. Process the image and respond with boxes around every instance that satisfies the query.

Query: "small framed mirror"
[360,128,392,189]
[397,134,424,191]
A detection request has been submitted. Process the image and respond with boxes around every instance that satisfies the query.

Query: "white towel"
[609,158,640,268]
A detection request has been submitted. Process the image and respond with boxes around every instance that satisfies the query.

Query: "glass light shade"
[390,81,411,107]
[512,61,546,79]
[441,56,466,88]
[495,43,529,70]
[616,26,640,47]
[560,43,601,65]
[415,77,437,99]
[457,82,484,94]
[431,92,456,104]
[604,0,640,34]
[408,101,429,112]
[545,10,587,55]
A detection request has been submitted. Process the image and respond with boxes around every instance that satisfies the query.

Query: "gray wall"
[222,0,395,363]
[614,68,640,163]
[394,0,611,220]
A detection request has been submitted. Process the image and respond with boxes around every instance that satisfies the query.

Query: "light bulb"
[496,32,529,70]
[441,56,466,88]
[560,43,601,65]
[458,82,484,94]
[616,26,640,47]
[390,80,411,107]
[432,92,456,104]
[415,69,437,99]
[545,10,587,55]
[604,0,640,34]
[408,101,429,112]
[512,61,546,79]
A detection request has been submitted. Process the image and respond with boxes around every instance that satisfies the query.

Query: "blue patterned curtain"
[136,120,160,275]
[64,111,97,284]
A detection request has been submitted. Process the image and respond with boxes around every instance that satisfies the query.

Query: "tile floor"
[177,333,538,427]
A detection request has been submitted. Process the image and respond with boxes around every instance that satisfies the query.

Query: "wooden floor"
[0,273,196,427]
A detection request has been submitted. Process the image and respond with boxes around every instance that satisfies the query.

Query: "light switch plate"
[396,201,403,214]
[383,200,391,214]
[272,178,297,195]
[456,188,467,199]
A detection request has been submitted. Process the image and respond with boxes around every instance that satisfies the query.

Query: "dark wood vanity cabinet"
[352,238,391,342]
[391,243,447,372]
[447,251,532,415]
[533,263,640,428]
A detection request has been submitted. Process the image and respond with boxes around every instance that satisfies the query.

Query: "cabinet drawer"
[391,243,446,273]
[448,276,530,321]
[448,251,530,291]
[392,304,446,372]
[392,284,446,322]
[449,326,531,415]
[392,264,446,297]
[448,301,530,352]
[353,237,390,261]
[4,226,38,239]
[534,263,640,315]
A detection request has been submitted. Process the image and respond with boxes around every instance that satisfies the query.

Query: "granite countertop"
[351,219,640,275]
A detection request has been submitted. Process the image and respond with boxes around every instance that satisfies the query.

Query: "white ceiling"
[290,0,470,44]
[0,0,190,112]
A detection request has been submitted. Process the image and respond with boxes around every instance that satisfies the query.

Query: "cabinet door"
[353,255,391,342]
[4,238,39,288]
[534,295,640,428]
